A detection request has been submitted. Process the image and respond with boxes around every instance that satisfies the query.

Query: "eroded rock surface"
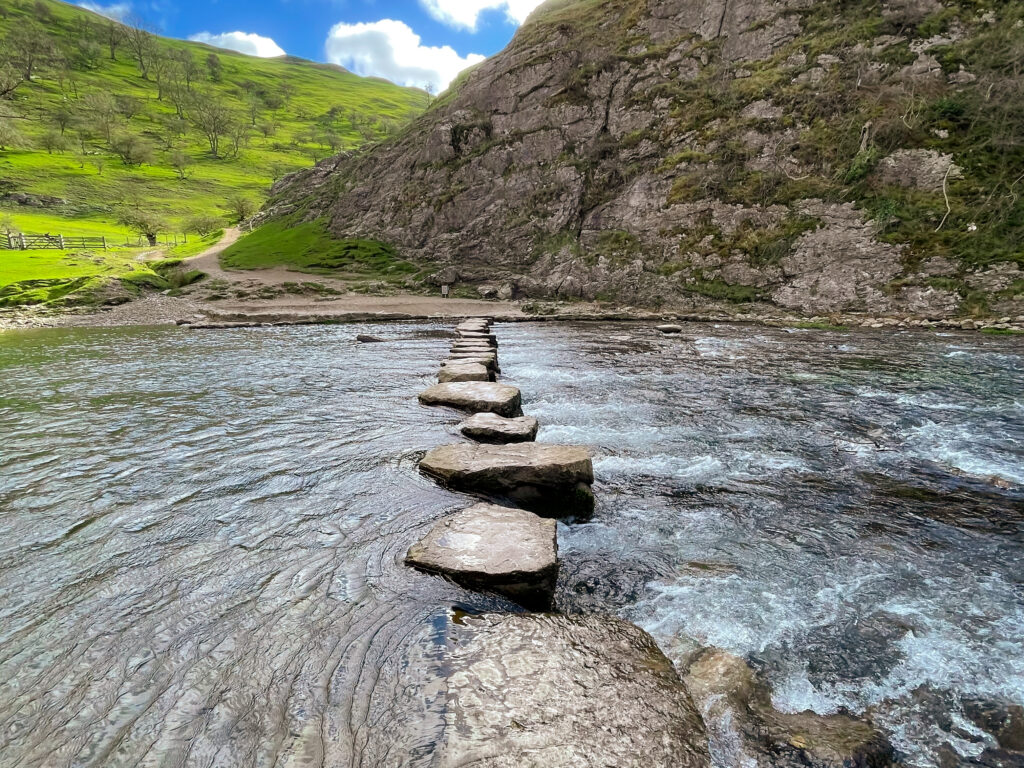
[439,613,711,768]
[459,412,539,443]
[419,442,594,517]
[419,382,522,417]
[683,649,896,767]
[405,503,557,609]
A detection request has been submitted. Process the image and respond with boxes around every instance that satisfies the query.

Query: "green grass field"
[0,0,429,305]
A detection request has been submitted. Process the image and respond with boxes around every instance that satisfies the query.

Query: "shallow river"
[0,322,1021,767]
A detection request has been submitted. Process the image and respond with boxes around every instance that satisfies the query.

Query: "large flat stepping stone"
[438,363,491,383]
[419,382,522,417]
[459,413,538,443]
[438,613,711,768]
[419,443,594,517]
[405,503,557,609]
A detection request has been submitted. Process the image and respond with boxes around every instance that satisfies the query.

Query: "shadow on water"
[0,321,1021,767]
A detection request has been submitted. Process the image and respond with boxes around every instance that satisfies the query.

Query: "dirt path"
[183,227,241,282]
[186,227,347,287]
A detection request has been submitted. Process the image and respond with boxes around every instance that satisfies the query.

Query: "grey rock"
[419,442,594,518]
[657,324,684,333]
[459,413,539,443]
[356,334,385,343]
[877,149,961,192]
[438,363,492,383]
[683,649,896,767]
[438,613,711,768]
[419,382,522,417]
[405,503,557,609]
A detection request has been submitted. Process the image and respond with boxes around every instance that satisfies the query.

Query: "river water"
[0,321,1021,767]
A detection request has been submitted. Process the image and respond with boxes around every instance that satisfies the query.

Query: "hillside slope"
[269,0,1024,319]
[0,0,429,236]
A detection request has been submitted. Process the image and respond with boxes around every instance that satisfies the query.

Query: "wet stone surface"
[419,442,594,518]
[405,503,557,610]
[438,612,711,768]
[459,413,539,443]
[418,382,522,417]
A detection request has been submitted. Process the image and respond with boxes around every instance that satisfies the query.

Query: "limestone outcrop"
[419,442,594,517]
[419,382,522,417]
[269,1,1021,321]
[405,503,557,609]
[459,413,539,443]
[438,612,711,768]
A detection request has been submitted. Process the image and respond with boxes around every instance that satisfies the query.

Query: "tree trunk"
[146,233,157,246]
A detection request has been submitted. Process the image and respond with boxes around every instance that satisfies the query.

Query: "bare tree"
[123,16,157,79]
[101,18,125,61]
[245,93,261,126]
[172,49,199,90]
[189,91,235,157]
[170,149,192,179]
[0,117,23,150]
[5,24,57,81]
[81,91,120,143]
[0,62,23,99]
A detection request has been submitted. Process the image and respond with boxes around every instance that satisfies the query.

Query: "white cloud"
[188,31,286,58]
[77,1,132,21]
[325,19,485,92]
[420,0,544,31]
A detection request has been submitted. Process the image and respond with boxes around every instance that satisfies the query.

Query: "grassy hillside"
[0,0,429,305]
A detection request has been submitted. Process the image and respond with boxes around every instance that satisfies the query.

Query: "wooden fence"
[3,232,109,251]
[2,233,190,250]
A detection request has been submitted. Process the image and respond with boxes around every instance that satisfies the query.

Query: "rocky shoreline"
[2,292,1023,334]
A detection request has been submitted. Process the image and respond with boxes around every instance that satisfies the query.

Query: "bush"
[183,213,223,237]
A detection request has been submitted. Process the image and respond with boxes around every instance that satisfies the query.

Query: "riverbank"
[3,292,1022,334]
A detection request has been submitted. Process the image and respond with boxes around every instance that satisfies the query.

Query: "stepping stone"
[438,613,711,768]
[459,413,538,443]
[419,442,594,518]
[451,346,496,355]
[457,332,496,342]
[657,324,684,334]
[438,363,491,383]
[452,342,495,352]
[444,355,500,374]
[419,382,522,417]
[356,334,385,343]
[405,503,557,610]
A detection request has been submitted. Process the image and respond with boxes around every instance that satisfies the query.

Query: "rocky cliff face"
[270,0,1024,318]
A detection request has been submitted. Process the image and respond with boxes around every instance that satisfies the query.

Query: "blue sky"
[78,0,545,91]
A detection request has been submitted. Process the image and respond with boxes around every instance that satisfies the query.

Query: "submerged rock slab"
[419,443,594,517]
[683,649,895,768]
[438,363,491,383]
[459,413,538,443]
[405,503,557,609]
[657,324,684,334]
[439,613,711,768]
[419,382,522,417]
